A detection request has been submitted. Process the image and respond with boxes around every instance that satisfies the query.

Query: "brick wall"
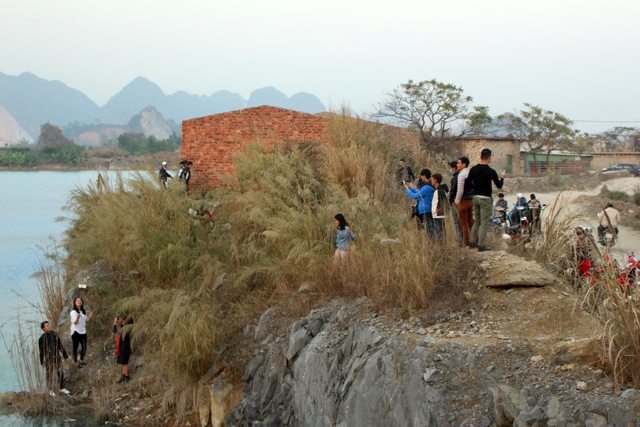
[182,106,329,190]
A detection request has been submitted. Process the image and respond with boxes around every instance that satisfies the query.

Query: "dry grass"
[56,110,480,421]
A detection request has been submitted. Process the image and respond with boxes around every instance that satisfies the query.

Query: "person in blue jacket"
[404,168,435,235]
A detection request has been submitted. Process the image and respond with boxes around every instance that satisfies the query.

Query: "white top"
[70,310,87,335]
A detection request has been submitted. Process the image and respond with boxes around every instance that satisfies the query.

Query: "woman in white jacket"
[70,297,94,369]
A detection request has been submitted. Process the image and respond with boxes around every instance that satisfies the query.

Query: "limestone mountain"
[0,106,34,146]
[0,72,327,140]
[127,106,174,140]
[0,72,99,138]
[247,87,326,114]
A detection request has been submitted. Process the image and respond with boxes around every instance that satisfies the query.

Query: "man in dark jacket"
[38,321,69,394]
[468,148,505,252]
[159,161,172,188]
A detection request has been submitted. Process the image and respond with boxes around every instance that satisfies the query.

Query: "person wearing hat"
[159,161,172,188]
[597,201,620,244]
[527,194,542,232]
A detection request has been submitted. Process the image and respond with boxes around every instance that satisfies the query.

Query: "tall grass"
[59,110,478,423]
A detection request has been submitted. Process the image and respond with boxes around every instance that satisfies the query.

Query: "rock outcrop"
[226,299,639,427]
[126,105,174,140]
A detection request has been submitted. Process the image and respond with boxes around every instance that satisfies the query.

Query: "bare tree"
[374,79,489,150]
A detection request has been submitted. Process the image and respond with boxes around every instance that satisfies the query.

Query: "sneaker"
[77,364,83,370]
[478,245,493,252]
[49,390,56,397]
[79,361,87,366]
[60,388,70,395]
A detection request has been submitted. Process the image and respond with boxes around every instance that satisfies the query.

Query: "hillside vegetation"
[61,112,476,384]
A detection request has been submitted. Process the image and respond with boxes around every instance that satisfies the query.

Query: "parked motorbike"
[488,206,508,233]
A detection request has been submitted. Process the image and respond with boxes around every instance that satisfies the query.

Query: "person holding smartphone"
[70,297,94,369]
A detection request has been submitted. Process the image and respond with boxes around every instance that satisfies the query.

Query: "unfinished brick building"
[181,106,329,191]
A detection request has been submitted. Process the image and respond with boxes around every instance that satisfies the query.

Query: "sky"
[0,0,639,134]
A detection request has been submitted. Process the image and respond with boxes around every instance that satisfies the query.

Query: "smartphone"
[501,170,506,175]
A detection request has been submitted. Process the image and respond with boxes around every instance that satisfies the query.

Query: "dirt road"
[535,176,640,261]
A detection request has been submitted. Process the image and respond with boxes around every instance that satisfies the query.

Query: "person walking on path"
[334,213,356,263]
[38,321,70,395]
[113,315,134,383]
[454,157,474,246]
[70,297,94,370]
[405,168,436,236]
[468,148,505,252]
[159,161,172,188]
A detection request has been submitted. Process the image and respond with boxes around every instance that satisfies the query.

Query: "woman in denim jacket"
[334,213,355,263]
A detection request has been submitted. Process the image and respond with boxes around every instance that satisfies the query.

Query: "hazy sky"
[1,0,639,134]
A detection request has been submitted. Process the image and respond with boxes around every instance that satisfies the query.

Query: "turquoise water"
[0,171,119,393]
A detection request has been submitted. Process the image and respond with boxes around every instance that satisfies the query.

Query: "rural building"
[522,152,593,174]
[181,106,329,190]
[447,137,522,175]
[590,152,640,170]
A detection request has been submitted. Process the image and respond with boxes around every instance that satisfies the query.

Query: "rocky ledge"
[226,298,640,427]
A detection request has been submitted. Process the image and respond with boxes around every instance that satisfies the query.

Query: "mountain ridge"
[0,72,327,139]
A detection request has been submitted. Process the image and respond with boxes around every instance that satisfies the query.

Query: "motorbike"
[488,206,508,233]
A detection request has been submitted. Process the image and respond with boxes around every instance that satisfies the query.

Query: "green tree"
[117,133,146,155]
[498,104,577,174]
[374,79,489,150]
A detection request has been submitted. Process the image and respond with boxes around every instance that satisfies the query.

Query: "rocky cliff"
[225,297,639,427]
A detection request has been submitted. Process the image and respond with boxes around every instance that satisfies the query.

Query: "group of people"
[159,160,193,190]
[401,148,506,251]
[38,297,134,396]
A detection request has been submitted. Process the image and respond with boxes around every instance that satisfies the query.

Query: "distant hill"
[0,72,327,141]
[0,72,99,138]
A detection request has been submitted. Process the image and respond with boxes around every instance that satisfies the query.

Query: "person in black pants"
[70,297,94,369]
[38,321,69,394]
[113,315,134,383]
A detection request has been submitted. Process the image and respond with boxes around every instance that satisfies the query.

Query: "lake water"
[0,170,125,426]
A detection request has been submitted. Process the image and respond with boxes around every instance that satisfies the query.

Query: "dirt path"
[534,177,640,262]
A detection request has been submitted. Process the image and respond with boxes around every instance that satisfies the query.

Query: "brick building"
[181,106,329,190]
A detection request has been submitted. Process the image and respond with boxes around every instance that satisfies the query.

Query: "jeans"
[471,196,493,247]
[417,212,435,236]
[457,199,474,245]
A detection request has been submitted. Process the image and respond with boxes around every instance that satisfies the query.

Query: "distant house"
[447,136,522,175]
[181,106,329,191]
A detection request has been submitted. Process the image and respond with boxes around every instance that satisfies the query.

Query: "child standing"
[334,213,355,263]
